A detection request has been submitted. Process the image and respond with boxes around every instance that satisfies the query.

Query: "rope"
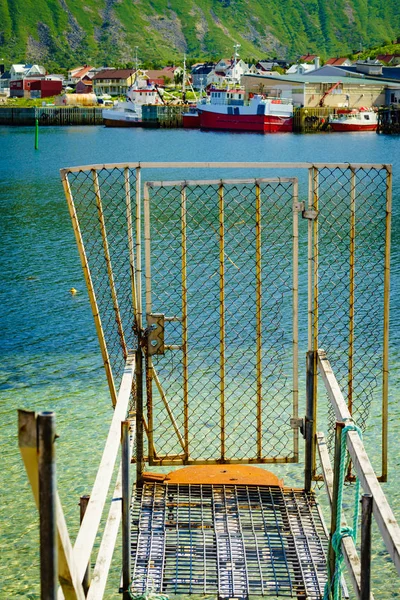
[324,422,363,600]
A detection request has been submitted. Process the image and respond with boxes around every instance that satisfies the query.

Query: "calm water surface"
[0,126,399,598]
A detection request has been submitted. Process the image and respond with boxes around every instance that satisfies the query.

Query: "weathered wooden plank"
[318,350,400,576]
[86,419,136,600]
[71,355,135,583]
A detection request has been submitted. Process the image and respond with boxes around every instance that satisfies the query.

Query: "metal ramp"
[130,481,328,599]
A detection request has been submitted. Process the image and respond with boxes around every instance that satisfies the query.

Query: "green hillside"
[0,0,399,69]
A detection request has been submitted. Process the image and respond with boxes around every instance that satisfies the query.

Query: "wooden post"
[38,411,57,600]
[329,421,345,597]
[79,495,91,594]
[361,494,373,600]
[136,346,144,484]
[305,350,316,491]
[122,420,131,599]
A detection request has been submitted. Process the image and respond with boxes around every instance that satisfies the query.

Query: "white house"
[10,64,46,80]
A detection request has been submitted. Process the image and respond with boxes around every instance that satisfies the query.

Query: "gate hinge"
[146,313,165,355]
[290,417,305,436]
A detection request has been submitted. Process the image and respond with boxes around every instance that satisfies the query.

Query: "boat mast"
[182,54,186,103]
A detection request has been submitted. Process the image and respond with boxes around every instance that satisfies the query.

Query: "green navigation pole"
[35,119,39,150]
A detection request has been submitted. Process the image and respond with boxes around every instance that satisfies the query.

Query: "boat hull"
[182,113,201,128]
[103,117,143,127]
[199,110,293,133]
[330,122,377,132]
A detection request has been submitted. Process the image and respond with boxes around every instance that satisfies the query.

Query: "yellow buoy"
[69,288,77,295]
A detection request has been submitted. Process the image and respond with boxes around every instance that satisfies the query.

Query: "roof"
[299,54,318,62]
[325,57,351,66]
[242,72,400,88]
[93,69,134,80]
[72,65,94,79]
[376,54,400,63]
[335,65,400,82]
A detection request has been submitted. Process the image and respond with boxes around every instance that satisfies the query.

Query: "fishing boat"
[183,87,294,132]
[329,107,378,132]
[102,83,163,127]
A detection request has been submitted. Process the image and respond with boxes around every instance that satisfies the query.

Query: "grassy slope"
[0,0,399,68]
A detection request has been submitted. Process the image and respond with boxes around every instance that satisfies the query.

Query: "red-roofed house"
[68,65,96,85]
[299,54,318,63]
[76,76,93,94]
[376,54,400,65]
[325,57,352,67]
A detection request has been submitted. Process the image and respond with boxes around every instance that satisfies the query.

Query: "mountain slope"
[0,0,399,68]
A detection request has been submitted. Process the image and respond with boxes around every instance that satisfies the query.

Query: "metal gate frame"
[61,161,391,479]
[143,177,300,466]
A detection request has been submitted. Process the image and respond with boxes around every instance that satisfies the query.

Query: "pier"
[19,161,400,599]
[0,106,103,126]
[378,107,400,134]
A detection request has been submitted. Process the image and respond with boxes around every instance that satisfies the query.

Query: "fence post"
[38,411,57,600]
[361,493,373,600]
[328,421,345,597]
[79,495,91,594]
[122,420,131,599]
[305,350,316,491]
[136,346,144,484]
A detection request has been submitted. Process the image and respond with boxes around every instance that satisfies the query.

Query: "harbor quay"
[1,105,399,132]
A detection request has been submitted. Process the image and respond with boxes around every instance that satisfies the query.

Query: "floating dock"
[18,161,400,599]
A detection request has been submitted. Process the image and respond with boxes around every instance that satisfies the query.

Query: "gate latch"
[146,313,165,355]
[301,204,318,220]
[290,417,305,437]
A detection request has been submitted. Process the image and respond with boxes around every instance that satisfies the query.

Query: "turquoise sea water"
[0,126,399,598]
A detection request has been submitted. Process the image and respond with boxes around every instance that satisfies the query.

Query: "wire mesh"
[145,179,297,463]
[61,162,390,473]
[311,166,390,456]
[130,482,328,598]
[64,167,139,398]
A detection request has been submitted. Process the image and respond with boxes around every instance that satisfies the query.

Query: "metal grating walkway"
[130,483,328,598]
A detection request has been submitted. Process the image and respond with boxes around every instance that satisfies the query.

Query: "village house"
[92,69,135,96]
[207,57,248,87]
[287,57,320,74]
[190,63,215,89]
[67,65,96,86]
[376,54,400,65]
[10,64,46,80]
[325,57,353,67]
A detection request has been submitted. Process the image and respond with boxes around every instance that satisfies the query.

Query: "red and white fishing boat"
[183,88,293,133]
[329,108,378,132]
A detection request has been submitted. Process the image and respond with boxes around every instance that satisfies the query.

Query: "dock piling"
[38,411,57,600]
[79,494,91,594]
[361,493,373,600]
[122,420,131,600]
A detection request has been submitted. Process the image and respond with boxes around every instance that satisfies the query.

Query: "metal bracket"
[146,313,165,355]
[302,208,318,220]
[290,417,305,437]
[293,201,305,212]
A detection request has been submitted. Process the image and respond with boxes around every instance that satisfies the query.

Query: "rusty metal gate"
[143,178,300,465]
[61,162,391,475]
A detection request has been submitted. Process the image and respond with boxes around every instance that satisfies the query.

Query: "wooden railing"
[18,354,136,600]
[316,349,400,599]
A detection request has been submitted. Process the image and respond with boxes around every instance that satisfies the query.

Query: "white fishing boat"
[102,82,163,127]
[329,108,378,132]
